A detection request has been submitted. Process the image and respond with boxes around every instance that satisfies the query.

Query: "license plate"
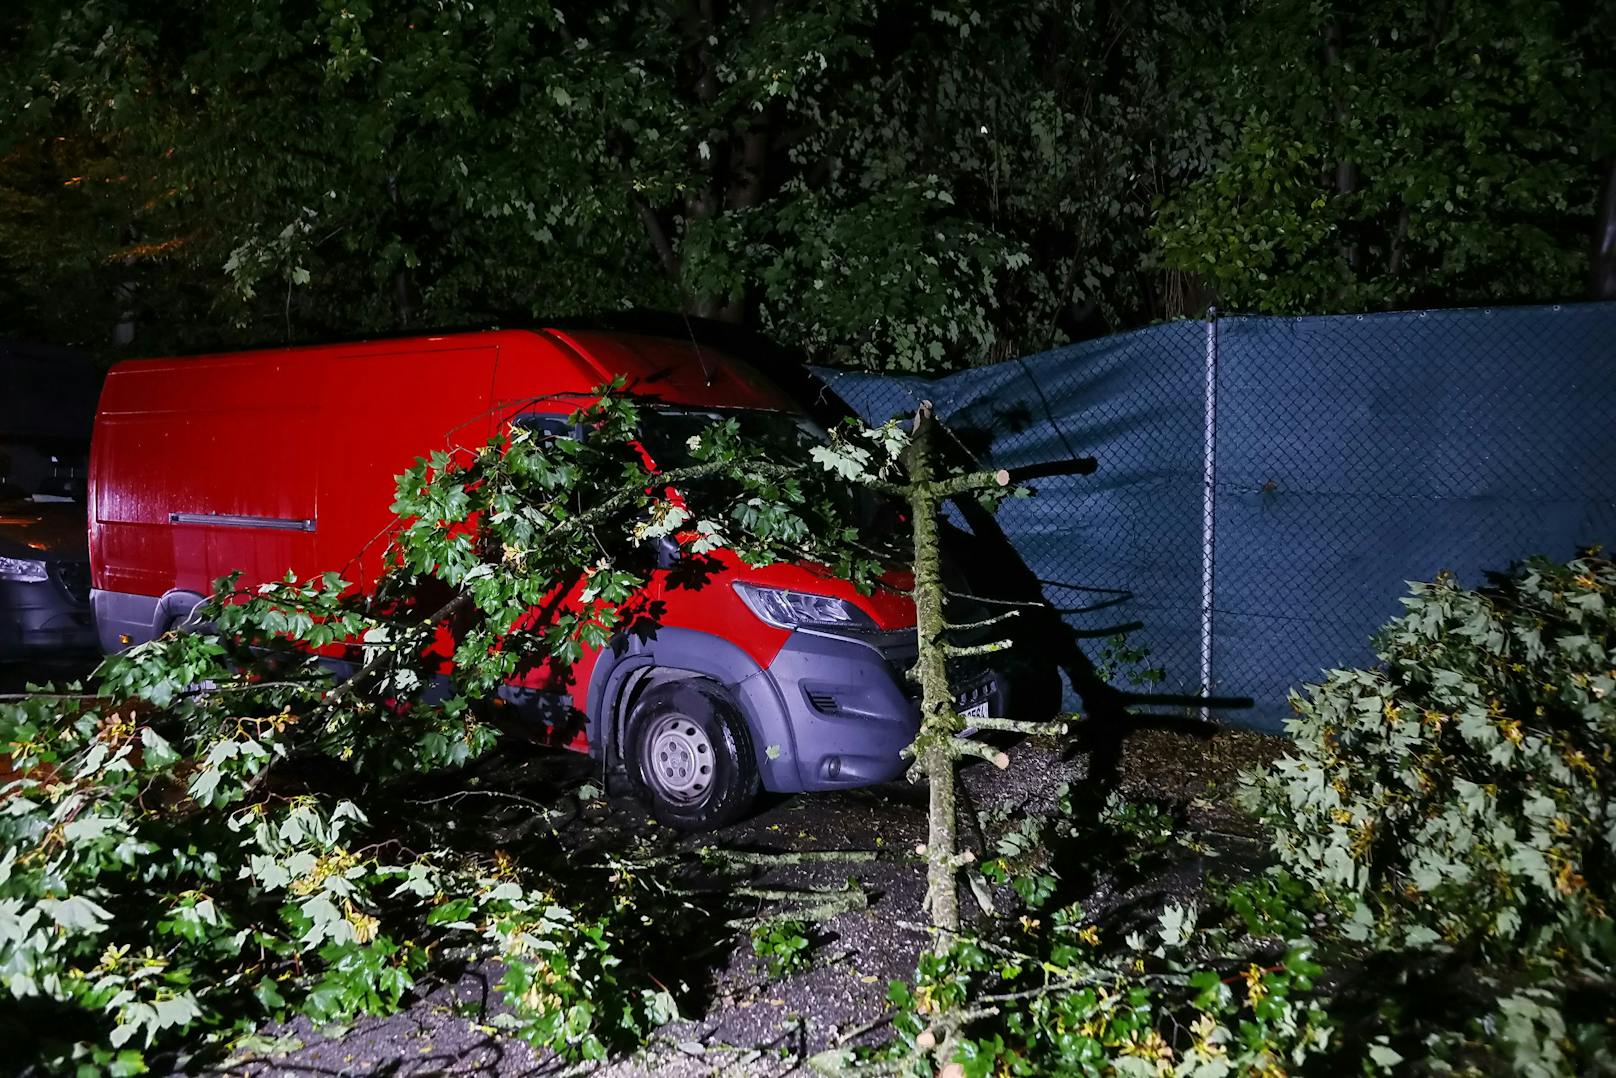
[960,700,991,720]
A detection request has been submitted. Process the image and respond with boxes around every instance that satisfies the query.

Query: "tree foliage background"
[1,0,1612,370]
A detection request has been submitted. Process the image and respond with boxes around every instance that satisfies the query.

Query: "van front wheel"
[626,681,759,830]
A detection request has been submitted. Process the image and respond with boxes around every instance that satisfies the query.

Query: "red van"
[89,329,1001,827]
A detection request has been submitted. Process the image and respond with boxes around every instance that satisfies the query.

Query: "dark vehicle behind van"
[0,494,95,656]
[0,343,100,658]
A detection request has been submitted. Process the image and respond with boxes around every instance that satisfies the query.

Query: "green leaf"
[42,894,112,932]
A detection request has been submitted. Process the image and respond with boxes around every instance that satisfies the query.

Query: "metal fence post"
[1200,307,1219,722]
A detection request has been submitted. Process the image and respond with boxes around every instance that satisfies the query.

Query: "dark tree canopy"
[1155,0,1616,314]
[1,0,1610,368]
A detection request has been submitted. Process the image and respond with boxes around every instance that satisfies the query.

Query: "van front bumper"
[0,576,97,658]
[744,628,1009,792]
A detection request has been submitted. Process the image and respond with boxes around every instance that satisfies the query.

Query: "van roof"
[540,328,798,412]
[100,328,800,414]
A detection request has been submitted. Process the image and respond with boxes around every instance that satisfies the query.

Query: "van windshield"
[638,406,903,542]
[637,407,823,470]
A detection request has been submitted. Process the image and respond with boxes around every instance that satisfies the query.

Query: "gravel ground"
[219,768,950,1078]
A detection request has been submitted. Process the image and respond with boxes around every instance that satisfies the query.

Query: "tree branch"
[948,738,1009,769]
[945,609,1021,633]
[962,716,1072,736]
[942,639,1012,658]
[931,468,1011,499]
[632,190,681,281]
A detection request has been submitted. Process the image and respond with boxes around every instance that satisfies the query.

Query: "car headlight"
[0,555,49,583]
[733,583,875,631]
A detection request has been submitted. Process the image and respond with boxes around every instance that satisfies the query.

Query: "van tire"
[626,680,759,831]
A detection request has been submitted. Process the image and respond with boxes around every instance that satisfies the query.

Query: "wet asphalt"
[0,652,101,695]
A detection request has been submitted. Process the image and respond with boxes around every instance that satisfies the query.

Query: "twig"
[944,609,1022,633]
[835,1014,894,1048]
[324,593,470,705]
[408,789,562,815]
[721,882,869,927]
[942,588,1049,609]
[0,690,102,702]
[948,738,1009,769]
[623,847,888,871]
[894,920,1041,966]
[931,469,1011,498]
[698,847,881,866]
[179,679,324,699]
[728,883,863,903]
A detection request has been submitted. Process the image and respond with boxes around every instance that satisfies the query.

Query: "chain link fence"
[813,303,1616,732]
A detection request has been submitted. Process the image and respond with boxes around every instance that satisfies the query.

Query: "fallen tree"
[0,388,915,1072]
[814,554,1616,1077]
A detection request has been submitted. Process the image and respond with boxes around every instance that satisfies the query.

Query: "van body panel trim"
[92,588,161,653]
[92,588,210,653]
[168,512,316,532]
[758,630,919,791]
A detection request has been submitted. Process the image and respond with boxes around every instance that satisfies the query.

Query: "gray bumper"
[92,589,209,653]
[745,628,922,792]
[0,577,97,657]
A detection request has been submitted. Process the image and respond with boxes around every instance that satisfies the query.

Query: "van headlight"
[0,555,48,583]
[733,583,875,631]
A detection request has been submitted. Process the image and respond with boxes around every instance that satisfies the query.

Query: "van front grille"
[806,690,840,713]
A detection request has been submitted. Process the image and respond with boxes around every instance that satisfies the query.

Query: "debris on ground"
[210,721,1282,1076]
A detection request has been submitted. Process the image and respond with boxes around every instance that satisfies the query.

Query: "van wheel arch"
[155,590,209,635]
[587,628,802,792]
[609,665,706,765]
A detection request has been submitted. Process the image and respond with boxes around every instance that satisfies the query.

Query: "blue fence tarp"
[813,303,1616,732]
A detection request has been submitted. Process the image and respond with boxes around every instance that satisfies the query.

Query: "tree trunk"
[1387,205,1411,278]
[1322,18,1359,274]
[113,279,136,347]
[676,0,781,325]
[387,174,412,329]
[634,194,681,282]
[904,405,960,944]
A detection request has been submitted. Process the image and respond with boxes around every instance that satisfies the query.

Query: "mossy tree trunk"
[903,403,961,942]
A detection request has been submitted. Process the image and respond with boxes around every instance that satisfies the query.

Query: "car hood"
[0,501,89,562]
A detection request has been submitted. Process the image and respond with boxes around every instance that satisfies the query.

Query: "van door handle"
[168,512,317,533]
